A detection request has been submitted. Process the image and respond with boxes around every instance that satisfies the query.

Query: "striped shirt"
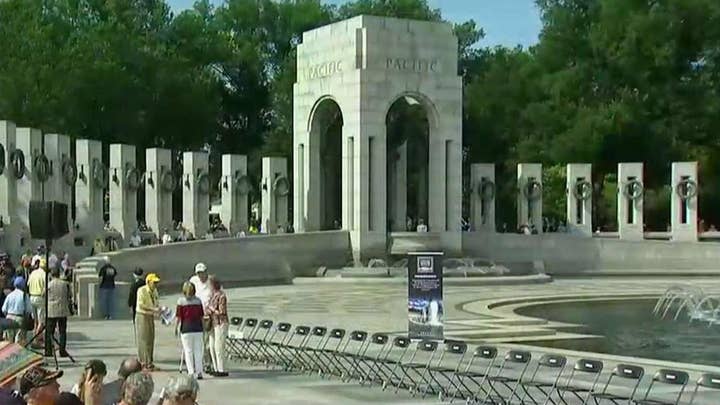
[176,296,204,334]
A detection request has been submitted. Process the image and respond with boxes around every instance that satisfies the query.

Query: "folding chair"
[245,319,274,363]
[553,359,604,405]
[307,328,347,378]
[517,353,567,405]
[451,345,498,403]
[376,336,412,390]
[395,340,439,396]
[590,364,644,404]
[632,369,689,405]
[422,340,468,401]
[481,350,532,404]
[355,333,391,385]
[282,325,312,371]
[257,322,292,367]
[298,326,329,374]
[336,330,370,382]
[689,373,720,405]
[226,317,255,360]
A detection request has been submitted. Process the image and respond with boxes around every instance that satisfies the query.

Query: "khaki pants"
[202,317,212,370]
[209,323,228,372]
[135,313,155,367]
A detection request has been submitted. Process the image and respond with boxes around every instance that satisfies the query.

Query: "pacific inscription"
[386,57,438,73]
[304,60,343,80]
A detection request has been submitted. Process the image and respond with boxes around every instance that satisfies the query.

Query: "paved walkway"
[49,277,720,403]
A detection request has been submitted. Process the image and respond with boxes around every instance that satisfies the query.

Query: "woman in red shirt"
[175,282,205,379]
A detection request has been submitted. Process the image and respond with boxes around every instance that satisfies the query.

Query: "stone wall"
[462,232,720,274]
[84,231,352,288]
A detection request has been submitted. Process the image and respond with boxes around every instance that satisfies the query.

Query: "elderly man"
[102,357,143,405]
[159,375,199,405]
[20,366,62,405]
[1,277,32,343]
[128,268,145,322]
[117,372,154,405]
[46,267,72,357]
[135,273,161,370]
[27,260,46,339]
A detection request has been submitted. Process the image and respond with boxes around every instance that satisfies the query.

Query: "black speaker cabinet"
[29,201,69,240]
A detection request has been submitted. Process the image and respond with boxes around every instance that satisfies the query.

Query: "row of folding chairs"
[225,317,720,404]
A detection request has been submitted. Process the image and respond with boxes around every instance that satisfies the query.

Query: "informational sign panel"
[407,251,444,340]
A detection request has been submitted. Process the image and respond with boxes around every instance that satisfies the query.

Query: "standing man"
[27,260,46,342]
[1,277,32,343]
[135,273,161,371]
[128,268,145,322]
[46,267,72,357]
[188,263,211,372]
[98,264,117,320]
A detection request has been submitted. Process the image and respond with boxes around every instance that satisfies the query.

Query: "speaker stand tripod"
[24,238,76,370]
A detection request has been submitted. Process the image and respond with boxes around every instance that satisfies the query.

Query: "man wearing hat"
[135,273,161,370]
[128,268,145,322]
[2,277,32,343]
[189,263,212,371]
[20,365,62,405]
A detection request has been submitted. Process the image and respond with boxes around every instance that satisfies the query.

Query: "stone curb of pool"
[457,293,720,374]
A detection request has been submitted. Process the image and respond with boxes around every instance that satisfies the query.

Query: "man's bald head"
[118,357,142,379]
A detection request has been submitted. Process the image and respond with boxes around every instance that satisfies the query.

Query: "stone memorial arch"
[293,16,463,262]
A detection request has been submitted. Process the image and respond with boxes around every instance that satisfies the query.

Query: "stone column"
[44,134,73,225]
[145,148,173,238]
[617,162,644,240]
[109,144,139,245]
[220,154,248,235]
[671,161,698,242]
[261,157,289,234]
[16,128,44,248]
[75,139,104,250]
[182,151,210,238]
[470,163,495,232]
[0,121,19,255]
[517,163,543,233]
[566,163,592,236]
[388,142,407,231]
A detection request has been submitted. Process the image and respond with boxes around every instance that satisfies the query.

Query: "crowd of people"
[0,354,203,405]
[1,247,76,350]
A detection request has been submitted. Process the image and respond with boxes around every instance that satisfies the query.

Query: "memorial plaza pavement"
[47,276,720,404]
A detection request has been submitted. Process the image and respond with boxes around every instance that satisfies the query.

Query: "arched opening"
[309,98,343,230]
[386,95,430,232]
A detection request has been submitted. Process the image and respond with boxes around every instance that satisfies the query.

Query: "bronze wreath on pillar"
[9,149,25,179]
[273,176,290,197]
[235,173,251,195]
[160,169,176,193]
[522,178,543,201]
[572,179,593,201]
[124,164,141,191]
[676,178,698,200]
[622,179,644,201]
[91,158,109,189]
[196,171,210,195]
[478,179,495,202]
[33,154,51,183]
[61,156,77,186]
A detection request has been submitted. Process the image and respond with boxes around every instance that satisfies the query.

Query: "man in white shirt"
[189,262,212,372]
[129,230,142,248]
[416,219,428,233]
[161,229,173,245]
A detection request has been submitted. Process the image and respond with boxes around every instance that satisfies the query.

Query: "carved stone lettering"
[304,60,343,80]
[385,57,439,73]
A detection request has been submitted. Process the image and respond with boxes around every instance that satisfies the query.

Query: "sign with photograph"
[407,251,444,340]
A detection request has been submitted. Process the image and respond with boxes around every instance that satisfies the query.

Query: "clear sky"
[167,0,542,48]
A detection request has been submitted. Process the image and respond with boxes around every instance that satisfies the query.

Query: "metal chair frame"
[553,359,604,405]
[589,364,644,405]
[517,353,568,405]
[688,372,720,405]
[450,345,498,403]
[481,350,532,405]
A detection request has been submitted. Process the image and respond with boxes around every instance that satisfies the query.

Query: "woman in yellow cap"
[135,273,161,371]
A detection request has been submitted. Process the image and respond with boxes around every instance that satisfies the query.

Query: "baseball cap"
[194,263,207,273]
[13,277,26,289]
[20,366,62,395]
[146,273,160,283]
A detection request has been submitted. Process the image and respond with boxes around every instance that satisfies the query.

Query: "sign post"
[407,251,444,340]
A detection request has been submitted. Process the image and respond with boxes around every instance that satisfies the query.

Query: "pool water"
[516,299,720,367]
